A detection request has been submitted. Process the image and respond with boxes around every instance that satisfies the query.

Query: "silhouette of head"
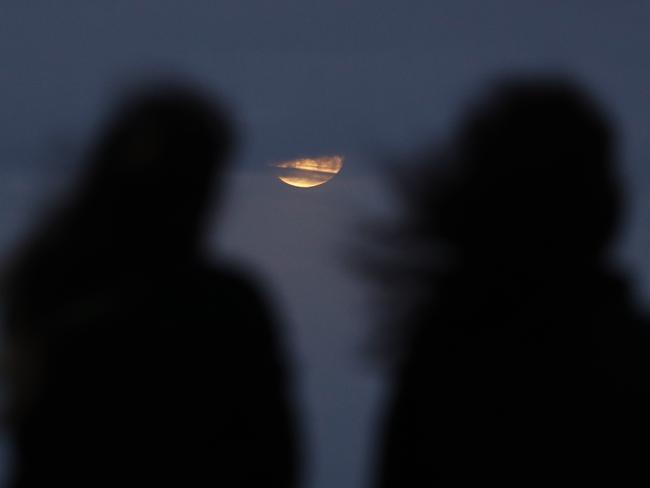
[367,76,623,361]
[4,82,234,320]
[80,82,234,257]
[422,77,620,272]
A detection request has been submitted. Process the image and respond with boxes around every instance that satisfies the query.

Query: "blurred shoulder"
[190,261,270,297]
[175,261,278,318]
[594,309,650,392]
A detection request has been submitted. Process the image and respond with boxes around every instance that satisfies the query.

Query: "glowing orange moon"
[273,156,343,188]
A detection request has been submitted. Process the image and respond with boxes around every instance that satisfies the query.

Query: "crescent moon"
[273,156,343,188]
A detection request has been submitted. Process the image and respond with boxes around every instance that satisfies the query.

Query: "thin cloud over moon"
[274,155,343,188]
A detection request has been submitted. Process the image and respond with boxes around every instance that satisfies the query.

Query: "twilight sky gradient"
[1,2,649,487]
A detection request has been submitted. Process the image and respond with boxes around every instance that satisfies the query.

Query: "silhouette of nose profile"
[4,83,298,487]
[374,77,650,487]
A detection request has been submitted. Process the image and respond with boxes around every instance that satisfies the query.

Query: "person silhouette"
[3,82,298,487]
[373,77,650,486]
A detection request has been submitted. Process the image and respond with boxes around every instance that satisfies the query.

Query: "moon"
[273,156,343,188]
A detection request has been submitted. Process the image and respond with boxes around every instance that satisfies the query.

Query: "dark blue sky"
[1,2,649,487]
[2,1,648,169]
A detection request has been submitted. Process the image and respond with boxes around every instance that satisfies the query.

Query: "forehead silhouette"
[438,78,620,258]
[459,79,612,178]
[93,83,234,180]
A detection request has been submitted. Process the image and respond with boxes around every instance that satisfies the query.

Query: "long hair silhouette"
[374,77,650,487]
[6,84,230,313]
[4,82,298,487]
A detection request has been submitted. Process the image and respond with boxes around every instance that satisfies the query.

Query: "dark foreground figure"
[4,84,297,487]
[376,78,650,486]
